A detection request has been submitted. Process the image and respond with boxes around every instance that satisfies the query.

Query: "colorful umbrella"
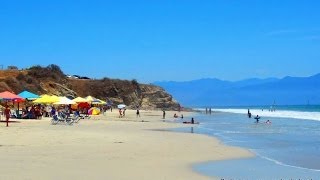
[88,107,100,115]
[53,97,76,105]
[85,96,100,103]
[0,91,24,100]
[73,97,89,103]
[117,104,126,109]
[92,98,107,105]
[18,90,40,100]
[33,95,59,104]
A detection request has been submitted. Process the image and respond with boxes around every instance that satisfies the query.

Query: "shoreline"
[0,110,253,180]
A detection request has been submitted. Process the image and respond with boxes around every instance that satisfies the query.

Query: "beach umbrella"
[53,97,76,105]
[117,104,126,109]
[92,99,107,105]
[73,97,89,103]
[0,91,24,100]
[88,107,100,115]
[18,90,40,100]
[85,96,100,103]
[33,95,59,104]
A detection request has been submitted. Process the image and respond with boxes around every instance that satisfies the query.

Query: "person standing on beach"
[119,109,122,118]
[136,109,140,118]
[123,108,126,117]
[163,110,166,119]
[4,105,11,127]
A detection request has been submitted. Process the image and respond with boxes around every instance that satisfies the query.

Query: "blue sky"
[0,0,320,83]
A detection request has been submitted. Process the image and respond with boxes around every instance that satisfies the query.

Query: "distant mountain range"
[154,74,320,107]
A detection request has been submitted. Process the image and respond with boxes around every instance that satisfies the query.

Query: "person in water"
[254,115,260,123]
[247,109,252,118]
[191,117,195,124]
[266,120,272,124]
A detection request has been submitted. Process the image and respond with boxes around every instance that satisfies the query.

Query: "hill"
[154,74,320,106]
[0,65,180,110]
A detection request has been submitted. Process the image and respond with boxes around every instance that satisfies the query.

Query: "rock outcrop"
[0,65,180,110]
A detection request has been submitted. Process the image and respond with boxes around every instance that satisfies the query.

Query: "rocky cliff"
[0,65,180,110]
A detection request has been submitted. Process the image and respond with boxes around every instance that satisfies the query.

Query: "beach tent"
[117,104,126,109]
[0,91,24,100]
[53,97,76,105]
[88,107,100,115]
[18,90,40,100]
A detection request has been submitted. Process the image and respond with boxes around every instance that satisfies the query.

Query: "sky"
[0,0,320,83]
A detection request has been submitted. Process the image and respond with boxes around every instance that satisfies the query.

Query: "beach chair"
[51,112,74,125]
[51,115,60,125]
[72,111,81,123]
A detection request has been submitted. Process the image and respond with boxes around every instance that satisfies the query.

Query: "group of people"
[248,109,272,124]
[173,113,183,119]
[118,108,141,118]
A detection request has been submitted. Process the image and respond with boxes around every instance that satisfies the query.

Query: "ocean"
[175,106,320,179]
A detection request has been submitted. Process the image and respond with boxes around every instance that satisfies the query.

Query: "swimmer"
[266,120,272,124]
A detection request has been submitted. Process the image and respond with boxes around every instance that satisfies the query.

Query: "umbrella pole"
[6,100,9,127]
[18,102,20,118]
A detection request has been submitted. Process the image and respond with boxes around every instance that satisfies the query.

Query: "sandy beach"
[0,110,253,180]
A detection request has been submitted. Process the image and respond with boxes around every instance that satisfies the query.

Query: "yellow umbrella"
[88,107,100,115]
[85,96,100,103]
[95,99,107,105]
[33,95,59,104]
[73,97,89,103]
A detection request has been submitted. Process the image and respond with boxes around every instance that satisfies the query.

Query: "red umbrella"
[0,91,24,127]
[0,91,24,100]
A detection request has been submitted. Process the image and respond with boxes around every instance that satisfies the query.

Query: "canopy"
[33,95,60,104]
[92,98,107,105]
[0,91,24,100]
[88,107,100,115]
[117,104,126,109]
[53,97,76,105]
[18,90,40,100]
[86,96,100,103]
[73,97,89,103]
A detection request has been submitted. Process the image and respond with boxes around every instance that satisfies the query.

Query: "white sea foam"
[208,108,320,121]
[252,150,320,172]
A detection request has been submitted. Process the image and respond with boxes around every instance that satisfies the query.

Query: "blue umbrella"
[18,90,40,100]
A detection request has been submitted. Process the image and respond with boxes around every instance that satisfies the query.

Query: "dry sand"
[0,110,253,180]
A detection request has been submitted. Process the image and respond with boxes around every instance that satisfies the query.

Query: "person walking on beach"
[163,110,166,119]
[119,109,122,118]
[136,109,140,118]
[4,105,11,127]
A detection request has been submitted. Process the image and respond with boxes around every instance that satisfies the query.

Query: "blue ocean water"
[175,107,320,179]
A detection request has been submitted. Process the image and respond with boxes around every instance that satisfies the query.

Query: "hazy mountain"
[154,74,320,107]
